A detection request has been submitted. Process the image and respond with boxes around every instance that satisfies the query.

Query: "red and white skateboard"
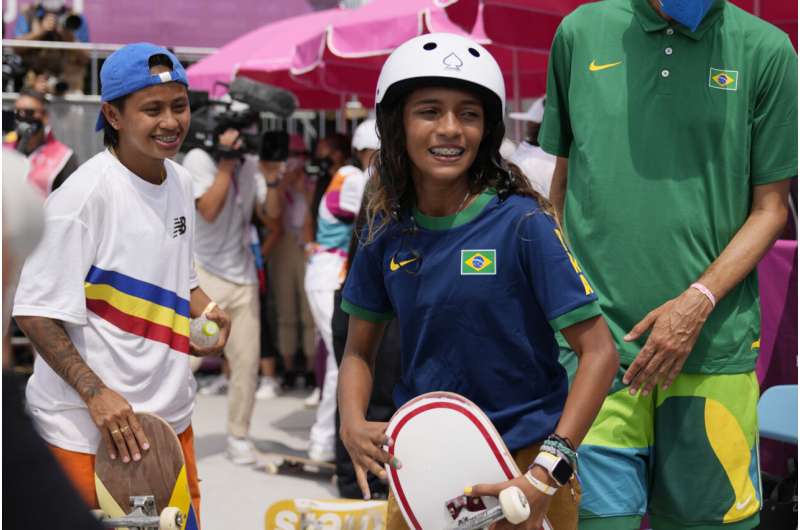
[385,392,553,530]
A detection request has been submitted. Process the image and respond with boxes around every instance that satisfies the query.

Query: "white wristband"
[690,282,716,308]
[524,470,557,496]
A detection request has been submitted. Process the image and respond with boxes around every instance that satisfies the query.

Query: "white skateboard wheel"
[499,486,530,524]
[159,506,182,530]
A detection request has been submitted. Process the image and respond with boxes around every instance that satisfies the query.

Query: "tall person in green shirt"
[539,1,796,529]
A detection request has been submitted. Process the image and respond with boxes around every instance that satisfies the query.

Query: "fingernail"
[385,436,394,447]
[622,377,630,384]
[110,453,116,460]
[623,334,633,341]
[123,456,130,463]
[629,388,637,396]
[143,443,150,450]
[464,486,473,495]
[363,493,371,500]
[133,453,141,461]
[642,390,650,397]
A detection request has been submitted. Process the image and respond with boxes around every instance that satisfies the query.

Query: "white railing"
[2,39,217,95]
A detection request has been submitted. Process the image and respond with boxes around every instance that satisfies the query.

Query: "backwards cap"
[375,33,506,120]
[95,43,188,131]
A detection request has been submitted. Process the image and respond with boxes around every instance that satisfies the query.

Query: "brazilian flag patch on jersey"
[461,249,496,275]
[709,68,738,91]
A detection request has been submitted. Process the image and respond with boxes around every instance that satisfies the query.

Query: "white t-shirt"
[13,150,199,453]
[508,141,556,198]
[182,149,261,285]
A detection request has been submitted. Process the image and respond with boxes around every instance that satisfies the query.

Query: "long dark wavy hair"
[365,81,552,242]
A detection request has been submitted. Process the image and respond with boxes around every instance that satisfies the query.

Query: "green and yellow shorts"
[560,349,761,530]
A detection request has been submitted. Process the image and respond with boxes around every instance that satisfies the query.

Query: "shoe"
[303,387,321,408]
[199,374,228,396]
[308,444,335,463]
[255,376,279,400]
[226,436,257,465]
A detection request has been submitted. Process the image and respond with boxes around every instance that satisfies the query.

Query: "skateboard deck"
[256,452,336,480]
[264,498,387,530]
[94,412,198,529]
[385,392,552,530]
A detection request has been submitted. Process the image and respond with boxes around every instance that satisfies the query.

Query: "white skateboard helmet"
[375,33,505,121]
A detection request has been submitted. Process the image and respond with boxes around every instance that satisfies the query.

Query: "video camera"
[35,5,84,40]
[182,77,297,160]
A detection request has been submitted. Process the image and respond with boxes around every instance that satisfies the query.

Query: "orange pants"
[48,424,201,522]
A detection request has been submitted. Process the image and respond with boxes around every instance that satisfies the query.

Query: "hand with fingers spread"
[339,418,401,500]
[623,287,714,395]
[86,387,150,464]
[190,305,231,357]
[468,465,556,530]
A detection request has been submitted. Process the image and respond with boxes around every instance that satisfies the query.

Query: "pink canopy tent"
[437,0,797,50]
[186,8,350,108]
[274,0,547,108]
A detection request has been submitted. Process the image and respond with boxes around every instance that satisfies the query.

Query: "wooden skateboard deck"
[256,452,336,480]
[385,392,552,530]
[264,498,387,530]
[94,412,198,529]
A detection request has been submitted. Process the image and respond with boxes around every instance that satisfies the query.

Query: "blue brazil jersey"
[342,189,601,450]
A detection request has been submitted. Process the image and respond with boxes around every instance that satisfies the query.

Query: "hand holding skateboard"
[469,466,555,530]
[339,417,400,499]
[87,387,150,463]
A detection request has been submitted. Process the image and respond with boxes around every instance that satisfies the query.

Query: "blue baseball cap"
[95,42,189,131]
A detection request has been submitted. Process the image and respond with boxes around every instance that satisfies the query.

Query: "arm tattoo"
[17,316,105,401]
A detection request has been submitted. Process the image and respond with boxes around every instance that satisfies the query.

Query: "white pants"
[304,252,344,453]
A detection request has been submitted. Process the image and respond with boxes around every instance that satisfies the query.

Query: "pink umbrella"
[438,0,797,50]
[186,8,350,108]
[268,0,548,108]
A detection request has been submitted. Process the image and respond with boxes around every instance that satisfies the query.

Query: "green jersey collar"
[413,188,497,230]
[633,0,724,41]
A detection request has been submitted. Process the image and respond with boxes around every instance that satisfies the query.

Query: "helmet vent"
[468,47,480,58]
[423,42,438,51]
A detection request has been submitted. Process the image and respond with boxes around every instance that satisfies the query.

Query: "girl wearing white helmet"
[338,33,619,529]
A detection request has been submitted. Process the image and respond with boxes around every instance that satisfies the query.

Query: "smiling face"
[102,65,190,161]
[402,86,485,187]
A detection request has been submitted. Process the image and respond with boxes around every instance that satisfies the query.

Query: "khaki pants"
[386,443,580,530]
[196,264,260,438]
[268,234,316,368]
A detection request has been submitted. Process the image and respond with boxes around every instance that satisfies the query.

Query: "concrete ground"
[192,384,338,530]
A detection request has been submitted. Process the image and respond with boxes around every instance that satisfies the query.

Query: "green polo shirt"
[540,0,797,373]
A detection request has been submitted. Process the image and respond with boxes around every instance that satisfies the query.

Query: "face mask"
[659,0,715,32]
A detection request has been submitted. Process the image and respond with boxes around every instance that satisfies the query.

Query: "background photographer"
[14,0,90,94]
[3,87,78,197]
[182,124,278,466]
[260,132,317,401]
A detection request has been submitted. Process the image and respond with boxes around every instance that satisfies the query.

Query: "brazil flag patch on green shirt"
[709,68,738,90]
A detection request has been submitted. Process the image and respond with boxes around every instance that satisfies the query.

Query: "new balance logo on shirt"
[172,216,186,238]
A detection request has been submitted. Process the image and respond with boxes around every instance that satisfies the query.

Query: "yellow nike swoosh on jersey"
[589,60,623,72]
[389,257,418,272]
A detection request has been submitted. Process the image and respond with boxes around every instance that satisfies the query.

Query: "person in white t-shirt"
[304,120,377,462]
[12,43,230,519]
[508,96,556,198]
[181,128,276,465]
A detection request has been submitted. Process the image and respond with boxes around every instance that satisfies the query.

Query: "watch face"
[552,459,573,485]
